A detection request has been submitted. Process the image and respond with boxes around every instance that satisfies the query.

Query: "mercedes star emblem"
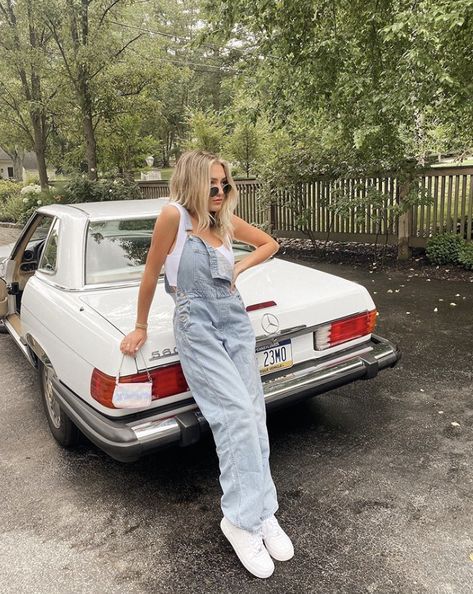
[261,313,280,335]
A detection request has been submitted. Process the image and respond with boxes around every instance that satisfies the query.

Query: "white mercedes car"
[0,199,401,462]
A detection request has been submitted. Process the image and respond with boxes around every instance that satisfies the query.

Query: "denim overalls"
[165,206,279,533]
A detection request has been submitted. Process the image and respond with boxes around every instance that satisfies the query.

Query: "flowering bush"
[0,177,142,224]
[20,184,42,195]
[17,186,60,225]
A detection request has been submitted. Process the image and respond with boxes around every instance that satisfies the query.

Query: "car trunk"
[79,258,376,379]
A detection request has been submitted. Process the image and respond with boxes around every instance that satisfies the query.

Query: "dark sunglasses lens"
[210,184,232,197]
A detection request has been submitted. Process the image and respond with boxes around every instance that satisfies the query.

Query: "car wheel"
[39,361,79,447]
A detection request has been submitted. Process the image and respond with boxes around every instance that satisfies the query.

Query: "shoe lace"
[263,516,281,538]
[249,530,264,555]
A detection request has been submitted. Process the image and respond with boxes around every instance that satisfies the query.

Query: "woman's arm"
[231,214,279,285]
[120,205,179,355]
[135,205,180,325]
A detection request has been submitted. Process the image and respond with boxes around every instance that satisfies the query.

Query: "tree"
[0,0,54,187]
[225,122,260,177]
[201,0,473,260]
[185,109,227,153]
[44,0,147,180]
[205,0,473,170]
[97,114,161,177]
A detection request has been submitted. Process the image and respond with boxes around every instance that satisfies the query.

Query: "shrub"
[425,232,465,265]
[0,177,143,224]
[62,176,142,204]
[0,180,23,222]
[0,179,23,203]
[17,187,60,225]
[20,183,42,196]
[0,193,24,223]
[457,241,473,270]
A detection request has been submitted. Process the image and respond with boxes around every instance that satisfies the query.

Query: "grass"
[158,168,173,180]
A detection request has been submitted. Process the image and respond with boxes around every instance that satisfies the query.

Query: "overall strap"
[165,201,193,247]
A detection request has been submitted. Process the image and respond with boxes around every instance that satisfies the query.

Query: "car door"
[0,213,55,323]
[0,258,17,318]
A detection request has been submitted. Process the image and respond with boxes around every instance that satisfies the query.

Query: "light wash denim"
[165,208,279,533]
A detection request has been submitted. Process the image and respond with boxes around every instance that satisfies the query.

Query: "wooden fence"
[138,166,473,250]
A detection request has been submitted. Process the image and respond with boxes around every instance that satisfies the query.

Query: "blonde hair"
[169,150,238,245]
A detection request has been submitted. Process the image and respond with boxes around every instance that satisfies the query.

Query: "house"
[0,147,14,180]
[0,147,55,181]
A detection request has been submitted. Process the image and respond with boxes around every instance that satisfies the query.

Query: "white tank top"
[164,201,234,288]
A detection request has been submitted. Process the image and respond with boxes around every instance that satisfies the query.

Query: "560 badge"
[256,338,293,375]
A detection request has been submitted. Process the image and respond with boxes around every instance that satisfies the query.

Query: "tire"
[39,361,79,447]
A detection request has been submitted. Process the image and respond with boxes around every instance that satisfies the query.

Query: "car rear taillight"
[91,362,189,409]
[246,300,277,312]
[314,310,377,350]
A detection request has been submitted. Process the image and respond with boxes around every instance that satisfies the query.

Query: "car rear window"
[85,218,156,284]
[85,218,253,285]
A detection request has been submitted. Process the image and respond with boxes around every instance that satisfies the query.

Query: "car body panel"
[0,198,401,458]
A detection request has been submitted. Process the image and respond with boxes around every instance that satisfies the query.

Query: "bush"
[0,177,144,224]
[0,193,24,223]
[425,232,465,265]
[457,241,473,270]
[62,176,142,204]
[17,186,61,225]
[0,179,23,203]
[0,180,23,222]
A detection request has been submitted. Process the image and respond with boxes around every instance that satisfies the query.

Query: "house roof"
[0,147,11,160]
[0,146,39,169]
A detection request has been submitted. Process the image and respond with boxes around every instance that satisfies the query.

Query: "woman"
[120,150,294,578]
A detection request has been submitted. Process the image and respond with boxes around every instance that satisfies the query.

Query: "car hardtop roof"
[36,197,170,221]
[70,197,170,219]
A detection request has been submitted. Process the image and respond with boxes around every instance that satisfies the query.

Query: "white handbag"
[112,352,153,409]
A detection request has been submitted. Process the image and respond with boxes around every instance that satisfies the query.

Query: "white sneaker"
[261,515,294,561]
[220,517,275,578]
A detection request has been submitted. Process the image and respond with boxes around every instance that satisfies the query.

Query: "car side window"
[38,218,60,274]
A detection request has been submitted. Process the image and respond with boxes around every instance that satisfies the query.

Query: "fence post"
[269,201,277,234]
[397,180,412,260]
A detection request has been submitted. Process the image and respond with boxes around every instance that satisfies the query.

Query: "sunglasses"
[209,183,232,198]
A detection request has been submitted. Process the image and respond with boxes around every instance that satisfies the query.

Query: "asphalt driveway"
[0,227,472,593]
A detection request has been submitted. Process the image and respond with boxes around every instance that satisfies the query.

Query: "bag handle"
[116,350,152,385]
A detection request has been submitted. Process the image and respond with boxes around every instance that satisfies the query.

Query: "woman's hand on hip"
[120,328,147,356]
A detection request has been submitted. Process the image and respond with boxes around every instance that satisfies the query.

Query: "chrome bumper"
[53,333,401,463]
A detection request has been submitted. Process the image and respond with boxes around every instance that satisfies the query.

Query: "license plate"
[256,339,293,375]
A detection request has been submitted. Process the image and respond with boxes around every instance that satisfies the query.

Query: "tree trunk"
[83,109,98,180]
[11,148,24,182]
[30,67,49,188]
[4,0,49,188]
[72,1,98,181]
[31,112,49,188]
[79,76,98,181]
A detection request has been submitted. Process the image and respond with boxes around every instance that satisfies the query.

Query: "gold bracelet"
[135,322,148,330]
